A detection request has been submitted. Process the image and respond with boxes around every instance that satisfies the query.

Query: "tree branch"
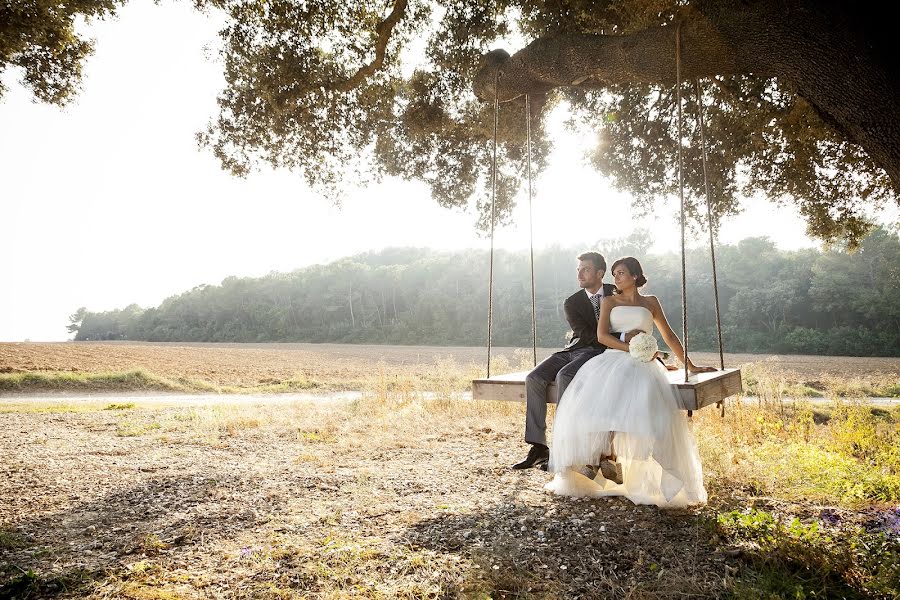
[332,0,408,93]
[473,8,758,103]
[472,0,900,193]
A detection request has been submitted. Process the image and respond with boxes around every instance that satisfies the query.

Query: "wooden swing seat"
[472,367,742,412]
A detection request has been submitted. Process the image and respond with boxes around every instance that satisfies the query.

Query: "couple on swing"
[512,252,715,508]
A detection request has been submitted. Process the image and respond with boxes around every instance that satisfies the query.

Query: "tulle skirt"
[544,350,707,507]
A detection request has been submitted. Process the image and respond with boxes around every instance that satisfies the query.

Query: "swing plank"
[472,368,742,411]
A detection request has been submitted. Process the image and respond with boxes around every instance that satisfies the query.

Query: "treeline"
[69,228,900,356]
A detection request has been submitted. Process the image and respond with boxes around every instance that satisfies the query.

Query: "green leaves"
[197,1,896,246]
[0,0,124,104]
[4,0,897,246]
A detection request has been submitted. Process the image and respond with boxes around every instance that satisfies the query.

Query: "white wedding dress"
[544,305,707,507]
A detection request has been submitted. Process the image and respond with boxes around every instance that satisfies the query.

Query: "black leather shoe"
[512,444,549,470]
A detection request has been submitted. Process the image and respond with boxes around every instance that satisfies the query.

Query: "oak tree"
[4,0,897,244]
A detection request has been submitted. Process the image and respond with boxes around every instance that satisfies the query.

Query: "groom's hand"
[623,330,643,343]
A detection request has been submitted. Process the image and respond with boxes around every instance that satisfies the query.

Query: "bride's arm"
[597,298,629,351]
[647,296,716,373]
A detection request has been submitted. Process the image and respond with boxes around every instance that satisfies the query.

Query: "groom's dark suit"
[524,283,617,447]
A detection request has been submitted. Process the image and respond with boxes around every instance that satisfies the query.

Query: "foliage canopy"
[3,0,898,245]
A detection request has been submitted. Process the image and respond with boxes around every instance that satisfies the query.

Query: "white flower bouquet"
[629,332,658,362]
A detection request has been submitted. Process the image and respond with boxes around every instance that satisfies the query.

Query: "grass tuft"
[715,508,900,598]
[0,369,192,393]
[0,530,27,550]
[0,368,329,396]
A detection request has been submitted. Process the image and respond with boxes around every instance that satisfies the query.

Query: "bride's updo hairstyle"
[611,256,648,288]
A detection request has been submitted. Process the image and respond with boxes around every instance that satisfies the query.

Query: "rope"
[525,94,538,366]
[675,22,689,383]
[486,70,499,378]
[694,79,726,371]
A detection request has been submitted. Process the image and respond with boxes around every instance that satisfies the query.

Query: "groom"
[512,251,618,471]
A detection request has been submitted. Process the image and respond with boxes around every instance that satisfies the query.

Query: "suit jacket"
[562,283,617,351]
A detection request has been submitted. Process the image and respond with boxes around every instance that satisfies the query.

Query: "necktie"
[590,293,602,319]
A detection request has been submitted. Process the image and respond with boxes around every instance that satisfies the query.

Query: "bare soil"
[2,342,897,389]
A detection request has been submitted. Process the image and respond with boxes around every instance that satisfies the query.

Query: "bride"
[544,256,715,507]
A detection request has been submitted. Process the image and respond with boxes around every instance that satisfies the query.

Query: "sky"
[2,1,895,342]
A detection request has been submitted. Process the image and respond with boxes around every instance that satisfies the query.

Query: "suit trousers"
[524,347,604,447]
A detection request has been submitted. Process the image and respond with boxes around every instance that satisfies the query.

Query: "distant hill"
[69,229,900,356]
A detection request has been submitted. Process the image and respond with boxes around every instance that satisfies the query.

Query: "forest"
[69,228,900,356]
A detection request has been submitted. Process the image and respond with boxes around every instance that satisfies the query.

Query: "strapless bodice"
[610,305,653,334]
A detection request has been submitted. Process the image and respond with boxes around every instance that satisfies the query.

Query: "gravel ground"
[0,396,744,599]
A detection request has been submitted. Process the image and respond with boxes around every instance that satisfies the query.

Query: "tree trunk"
[348,283,355,329]
[375,291,384,329]
[392,287,398,323]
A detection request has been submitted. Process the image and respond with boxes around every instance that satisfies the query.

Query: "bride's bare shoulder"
[642,295,663,310]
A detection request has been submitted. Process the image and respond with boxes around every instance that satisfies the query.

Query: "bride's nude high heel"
[599,444,624,484]
[599,459,624,484]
